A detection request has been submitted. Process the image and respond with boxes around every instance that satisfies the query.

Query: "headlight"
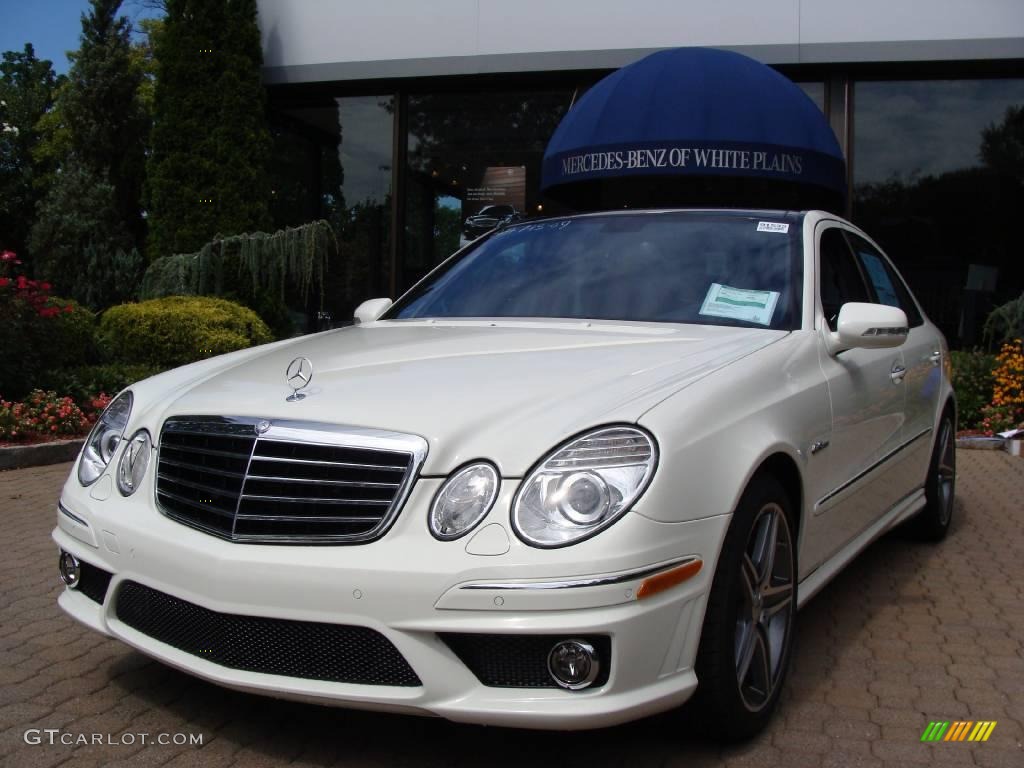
[77,391,133,486]
[512,426,657,548]
[429,462,500,540]
[116,429,152,496]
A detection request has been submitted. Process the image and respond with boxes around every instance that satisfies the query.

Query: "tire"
[907,410,956,542]
[692,474,797,742]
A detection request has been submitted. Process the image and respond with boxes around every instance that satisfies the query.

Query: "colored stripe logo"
[921,721,997,742]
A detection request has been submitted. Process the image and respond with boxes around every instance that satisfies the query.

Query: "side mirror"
[353,298,392,325]
[827,302,908,354]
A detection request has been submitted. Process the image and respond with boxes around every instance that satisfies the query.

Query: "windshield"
[388,211,803,330]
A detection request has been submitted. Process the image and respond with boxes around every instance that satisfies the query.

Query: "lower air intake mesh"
[115,581,420,686]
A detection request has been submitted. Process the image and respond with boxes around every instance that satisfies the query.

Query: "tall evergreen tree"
[62,0,148,245]
[0,44,61,257]
[28,0,148,305]
[147,0,271,258]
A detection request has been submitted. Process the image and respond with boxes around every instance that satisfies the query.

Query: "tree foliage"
[0,44,62,257]
[146,0,271,259]
[60,0,148,244]
[981,104,1024,182]
[28,0,148,305]
[28,157,143,308]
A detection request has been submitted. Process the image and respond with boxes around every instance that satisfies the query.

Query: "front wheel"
[692,475,797,742]
[907,411,956,541]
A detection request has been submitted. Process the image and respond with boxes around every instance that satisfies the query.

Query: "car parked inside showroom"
[54,208,954,740]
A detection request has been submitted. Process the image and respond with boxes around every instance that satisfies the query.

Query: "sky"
[0,0,162,74]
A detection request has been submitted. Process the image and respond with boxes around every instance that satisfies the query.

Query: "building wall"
[258,0,1024,83]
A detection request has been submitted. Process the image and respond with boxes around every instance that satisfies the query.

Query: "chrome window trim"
[154,416,429,545]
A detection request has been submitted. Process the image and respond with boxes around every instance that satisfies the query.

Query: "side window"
[846,233,924,327]
[819,227,870,331]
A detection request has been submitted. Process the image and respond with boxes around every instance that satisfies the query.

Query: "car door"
[804,224,907,569]
[846,232,941,490]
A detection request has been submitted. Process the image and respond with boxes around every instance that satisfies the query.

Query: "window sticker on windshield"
[699,283,780,326]
[756,221,789,233]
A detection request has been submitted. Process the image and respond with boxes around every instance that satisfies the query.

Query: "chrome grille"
[156,416,427,544]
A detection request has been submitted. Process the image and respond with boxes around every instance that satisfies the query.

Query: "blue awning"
[541,48,846,208]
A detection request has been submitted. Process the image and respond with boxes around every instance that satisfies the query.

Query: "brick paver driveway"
[1,452,1022,768]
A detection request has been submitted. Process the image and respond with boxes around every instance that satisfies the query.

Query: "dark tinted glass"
[269,95,394,323]
[846,233,924,327]
[389,213,802,330]
[819,228,870,331]
[852,79,1024,346]
[403,89,574,290]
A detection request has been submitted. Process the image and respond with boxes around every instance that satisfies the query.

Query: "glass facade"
[403,89,574,288]
[266,69,1024,347]
[852,79,1024,345]
[270,95,394,323]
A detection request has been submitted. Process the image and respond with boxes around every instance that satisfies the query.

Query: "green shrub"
[37,363,163,404]
[43,299,97,370]
[984,292,1024,349]
[0,287,96,399]
[950,349,996,429]
[97,296,273,369]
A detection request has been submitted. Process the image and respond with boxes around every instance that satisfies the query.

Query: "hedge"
[98,296,273,369]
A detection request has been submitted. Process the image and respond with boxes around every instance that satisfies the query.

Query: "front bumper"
[54,475,729,729]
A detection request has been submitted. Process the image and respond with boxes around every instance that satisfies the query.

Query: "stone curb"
[0,438,83,471]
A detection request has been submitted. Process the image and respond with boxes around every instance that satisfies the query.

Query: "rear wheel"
[907,411,956,541]
[693,475,797,741]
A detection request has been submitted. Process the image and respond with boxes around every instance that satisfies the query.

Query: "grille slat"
[161,443,254,462]
[248,455,408,471]
[116,581,421,686]
[239,494,392,506]
[159,457,246,480]
[155,416,422,544]
[156,488,237,518]
[234,513,384,523]
[158,473,244,501]
[245,474,401,488]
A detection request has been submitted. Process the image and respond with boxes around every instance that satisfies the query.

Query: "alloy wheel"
[936,419,956,526]
[734,502,794,712]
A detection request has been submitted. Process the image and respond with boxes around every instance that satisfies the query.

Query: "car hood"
[146,319,786,475]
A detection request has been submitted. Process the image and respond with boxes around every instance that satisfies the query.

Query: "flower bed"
[0,390,110,445]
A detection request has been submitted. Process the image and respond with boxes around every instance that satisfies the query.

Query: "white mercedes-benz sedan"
[53,209,955,740]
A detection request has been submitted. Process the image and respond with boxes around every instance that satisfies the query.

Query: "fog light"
[58,551,80,588]
[547,639,600,690]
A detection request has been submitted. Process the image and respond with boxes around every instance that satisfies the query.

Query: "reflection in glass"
[390,212,802,331]
[853,79,1024,346]
[270,96,394,325]
[797,82,825,114]
[403,89,574,290]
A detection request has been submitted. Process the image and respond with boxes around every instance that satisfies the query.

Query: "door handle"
[928,351,942,366]
[890,364,907,384]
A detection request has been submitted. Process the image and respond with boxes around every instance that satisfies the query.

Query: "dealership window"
[797,82,825,113]
[270,95,395,322]
[852,79,1024,346]
[402,88,575,290]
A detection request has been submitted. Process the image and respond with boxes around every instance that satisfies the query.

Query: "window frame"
[844,231,925,328]
[816,224,873,333]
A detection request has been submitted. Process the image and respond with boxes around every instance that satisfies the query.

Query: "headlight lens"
[513,426,657,548]
[116,429,152,496]
[429,462,500,540]
[77,391,133,486]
